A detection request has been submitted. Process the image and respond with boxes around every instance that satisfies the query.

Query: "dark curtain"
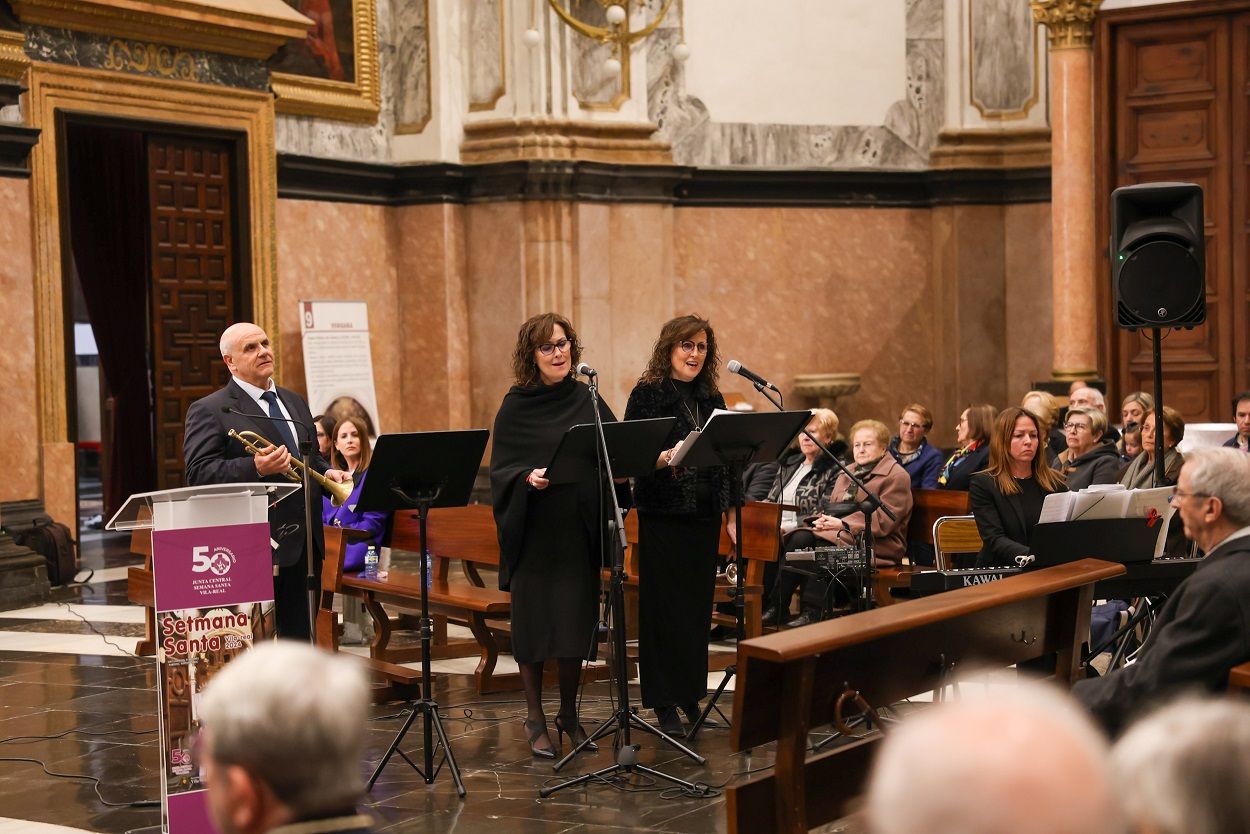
[65,123,155,516]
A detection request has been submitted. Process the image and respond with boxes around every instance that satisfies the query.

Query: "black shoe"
[679,702,702,726]
[555,713,598,752]
[655,706,687,738]
[785,610,815,628]
[760,606,782,627]
[523,718,557,759]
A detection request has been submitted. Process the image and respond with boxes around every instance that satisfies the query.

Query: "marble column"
[1031,0,1102,382]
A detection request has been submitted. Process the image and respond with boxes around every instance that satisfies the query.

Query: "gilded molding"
[9,0,312,60]
[270,0,379,124]
[26,62,280,448]
[1030,0,1103,50]
[103,40,199,82]
[0,30,31,81]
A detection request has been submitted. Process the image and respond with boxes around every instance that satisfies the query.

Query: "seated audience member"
[864,685,1125,834]
[888,403,942,489]
[1120,391,1153,432]
[1119,422,1142,465]
[1224,390,1250,452]
[198,642,374,834]
[759,408,843,627]
[741,459,780,502]
[1120,406,1185,489]
[1074,448,1250,735]
[1111,697,1250,834]
[937,403,995,491]
[1023,389,1065,459]
[1069,385,1121,444]
[314,414,336,459]
[969,407,1067,567]
[784,419,912,627]
[1057,406,1122,490]
[322,416,388,572]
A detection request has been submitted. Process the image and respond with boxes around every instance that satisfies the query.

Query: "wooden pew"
[726,557,1126,834]
[873,489,971,605]
[712,501,782,638]
[339,504,515,693]
[1229,660,1250,694]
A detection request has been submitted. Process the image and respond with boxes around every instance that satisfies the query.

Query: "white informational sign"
[299,300,382,436]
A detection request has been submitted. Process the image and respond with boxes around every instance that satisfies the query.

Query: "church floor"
[0,530,814,834]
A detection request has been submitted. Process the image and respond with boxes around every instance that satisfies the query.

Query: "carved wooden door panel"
[1104,13,1239,420]
[147,136,238,490]
[1232,14,1250,405]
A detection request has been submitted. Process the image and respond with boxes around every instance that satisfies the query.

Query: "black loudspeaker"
[1110,182,1205,330]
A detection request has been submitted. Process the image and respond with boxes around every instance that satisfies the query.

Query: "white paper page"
[1039,492,1076,523]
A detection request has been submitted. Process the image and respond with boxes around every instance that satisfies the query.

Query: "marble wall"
[0,177,40,500]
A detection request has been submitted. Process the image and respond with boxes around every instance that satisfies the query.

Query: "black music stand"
[355,429,489,798]
[1028,518,1159,569]
[545,412,711,794]
[678,410,812,740]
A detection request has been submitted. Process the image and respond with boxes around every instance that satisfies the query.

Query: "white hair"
[1073,386,1106,410]
[865,683,1124,834]
[1185,446,1250,526]
[1113,698,1250,834]
[198,641,368,818]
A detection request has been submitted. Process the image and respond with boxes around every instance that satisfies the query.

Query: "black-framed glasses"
[537,338,572,356]
[1063,422,1091,432]
[677,340,708,355]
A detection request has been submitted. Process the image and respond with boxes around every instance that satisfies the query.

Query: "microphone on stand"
[220,406,312,448]
[575,362,598,377]
[726,359,780,392]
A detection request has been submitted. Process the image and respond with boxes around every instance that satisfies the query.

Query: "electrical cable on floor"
[0,755,159,808]
[54,601,144,659]
[0,725,158,745]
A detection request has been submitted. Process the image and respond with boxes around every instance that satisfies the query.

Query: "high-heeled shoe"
[555,713,598,752]
[523,718,556,759]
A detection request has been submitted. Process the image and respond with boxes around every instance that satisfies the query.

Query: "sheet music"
[1123,486,1176,559]
[666,409,746,467]
[1039,492,1077,523]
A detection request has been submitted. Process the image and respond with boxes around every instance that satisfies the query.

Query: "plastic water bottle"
[364,545,379,580]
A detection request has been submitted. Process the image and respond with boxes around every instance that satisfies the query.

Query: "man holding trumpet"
[184,322,349,641]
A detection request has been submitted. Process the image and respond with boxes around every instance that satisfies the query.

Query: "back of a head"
[199,641,368,819]
[865,684,1124,834]
[1113,698,1250,834]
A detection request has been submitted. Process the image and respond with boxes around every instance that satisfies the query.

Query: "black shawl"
[488,376,618,590]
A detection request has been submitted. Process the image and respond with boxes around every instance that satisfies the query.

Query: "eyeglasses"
[537,338,571,356]
[1063,422,1090,432]
[677,340,708,355]
[899,420,926,431]
[1169,489,1209,504]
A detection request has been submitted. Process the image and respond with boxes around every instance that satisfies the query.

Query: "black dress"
[489,376,618,663]
[625,377,732,710]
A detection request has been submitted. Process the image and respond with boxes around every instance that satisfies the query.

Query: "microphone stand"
[224,406,321,646]
[544,372,704,797]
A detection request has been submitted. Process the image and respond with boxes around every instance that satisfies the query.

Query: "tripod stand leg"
[539,762,625,798]
[367,703,420,790]
[553,711,620,772]
[629,712,706,764]
[426,701,467,797]
[687,664,734,740]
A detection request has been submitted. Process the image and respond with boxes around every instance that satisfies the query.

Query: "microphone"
[575,362,598,377]
[726,359,779,392]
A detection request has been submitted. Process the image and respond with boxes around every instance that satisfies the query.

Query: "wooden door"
[147,136,239,490]
[1106,14,1234,420]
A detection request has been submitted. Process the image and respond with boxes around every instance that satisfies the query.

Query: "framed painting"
[268,0,379,123]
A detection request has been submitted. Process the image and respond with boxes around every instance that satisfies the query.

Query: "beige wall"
[0,177,41,500]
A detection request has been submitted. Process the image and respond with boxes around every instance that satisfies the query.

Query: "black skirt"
[508,483,600,664]
[637,511,721,709]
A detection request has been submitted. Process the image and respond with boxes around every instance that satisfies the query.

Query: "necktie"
[259,390,301,459]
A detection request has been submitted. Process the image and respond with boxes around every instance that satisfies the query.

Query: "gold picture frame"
[268,0,379,123]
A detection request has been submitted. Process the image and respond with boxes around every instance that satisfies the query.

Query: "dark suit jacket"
[938,443,990,492]
[968,471,1065,567]
[1073,533,1250,735]
[183,380,329,568]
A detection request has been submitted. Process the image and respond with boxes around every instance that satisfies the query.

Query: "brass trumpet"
[228,428,353,507]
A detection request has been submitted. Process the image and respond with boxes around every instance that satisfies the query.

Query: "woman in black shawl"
[490,312,617,759]
[624,314,732,739]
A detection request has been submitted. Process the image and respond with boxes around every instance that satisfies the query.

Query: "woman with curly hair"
[625,314,733,739]
[489,312,622,759]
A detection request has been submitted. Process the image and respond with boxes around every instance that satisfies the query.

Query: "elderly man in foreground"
[1073,447,1250,734]
[864,685,1125,834]
[198,642,374,834]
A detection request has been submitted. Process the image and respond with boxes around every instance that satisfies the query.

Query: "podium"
[109,483,293,834]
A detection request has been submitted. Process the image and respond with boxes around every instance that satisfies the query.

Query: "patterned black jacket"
[625,379,734,516]
[765,445,847,517]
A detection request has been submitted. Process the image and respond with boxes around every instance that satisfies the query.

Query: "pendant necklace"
[671,378,699,427]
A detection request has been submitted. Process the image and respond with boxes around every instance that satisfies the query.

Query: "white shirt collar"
[232,375,275,404]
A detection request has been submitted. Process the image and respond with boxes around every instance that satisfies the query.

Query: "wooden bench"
[334,504,516,693]
[871,489,971,606]
[1230,660,1250,693]
[726,557,1126,834]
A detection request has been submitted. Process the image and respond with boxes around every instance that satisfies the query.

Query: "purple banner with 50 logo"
[153,522,273,613]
